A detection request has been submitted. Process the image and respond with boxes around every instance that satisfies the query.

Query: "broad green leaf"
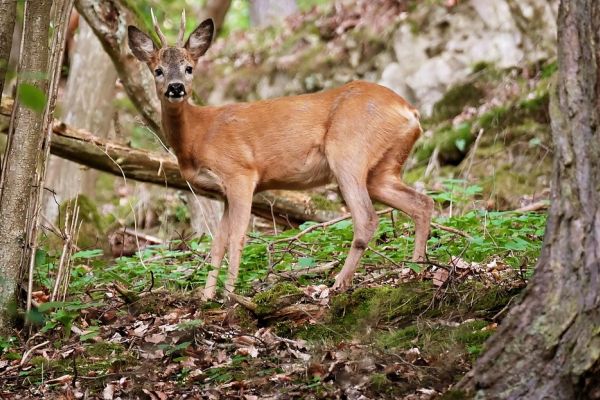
[72,249,103,259]
[18,83,47,113]
[298,257,315,267]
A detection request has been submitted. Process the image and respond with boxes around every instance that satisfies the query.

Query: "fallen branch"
[269,207,473,247]
[431,221,472,239]
[513,200,550,213]
[20,340,51,367]
[228,293,258,312]
[228,293,323,321]
[121,227,163,244]
[269,208,395,248]
[270,303,323,320]
[0,98,341,224]
[270,260,339,281]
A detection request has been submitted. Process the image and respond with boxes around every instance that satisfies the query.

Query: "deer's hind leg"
[367,158,433,262]
[327,157,379,291]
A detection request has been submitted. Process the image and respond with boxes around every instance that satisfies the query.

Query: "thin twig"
[20,340,50,366]
[431,222,472,238]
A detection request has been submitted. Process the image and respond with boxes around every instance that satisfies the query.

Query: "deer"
[127,12,434,301]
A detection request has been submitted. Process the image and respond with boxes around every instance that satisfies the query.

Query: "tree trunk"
[249,0,297,27]
[187,192,223,237]
[76,0,225,235]
[198,0,232,33]
[44,19,117,222]
[456,1,600,398]
[0,0,53,334]
[0,0,17,98]
[75,0,162,137]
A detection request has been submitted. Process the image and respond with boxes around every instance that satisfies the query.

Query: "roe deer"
[128,12,433,300]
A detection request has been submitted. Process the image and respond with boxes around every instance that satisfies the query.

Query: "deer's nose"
[166,83,186,98]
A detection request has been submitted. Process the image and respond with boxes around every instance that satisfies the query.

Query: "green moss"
[414,122,474,165]
[441,389,472,400]
[253,283,302,316]
[234,307,258,331]
[477,91,549,137]
[310,194,341,212]
[298,279,520,344]
[477,106,510,131]
[403,166,426,185]
[369,373,392,392]
[377,325,419,349]
[471,61,491,73]
[376,320,493,361]
[299,283,434,341]
[86,341,124,357]
[432,82,485,121]
[55,195,110,250]
[28,341,135,386]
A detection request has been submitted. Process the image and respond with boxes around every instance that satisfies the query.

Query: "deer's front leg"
[203,202,229,300]
[223,176,256,297]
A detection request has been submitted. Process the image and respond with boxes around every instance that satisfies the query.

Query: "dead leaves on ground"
[0,258,514,399]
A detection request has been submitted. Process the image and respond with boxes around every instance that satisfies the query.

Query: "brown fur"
[128,19,433,299]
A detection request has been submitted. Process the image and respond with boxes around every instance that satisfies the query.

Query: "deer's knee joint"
[423,195,434,212]
[368,212,379,230]
[353,239,368,250]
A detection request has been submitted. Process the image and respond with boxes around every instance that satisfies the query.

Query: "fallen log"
[0,98,341,224]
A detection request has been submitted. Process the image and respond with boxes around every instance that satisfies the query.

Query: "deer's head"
[128,11,214,103]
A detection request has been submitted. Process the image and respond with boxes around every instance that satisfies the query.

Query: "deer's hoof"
[331,278,351,292]
[202,290,217,302]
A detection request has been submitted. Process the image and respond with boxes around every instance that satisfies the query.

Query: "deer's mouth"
[165,83,186,102]
[165,94,186,103]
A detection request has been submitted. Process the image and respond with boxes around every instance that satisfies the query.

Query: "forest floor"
[0,209,546,399]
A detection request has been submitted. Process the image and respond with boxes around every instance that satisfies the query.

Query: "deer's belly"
[257,150,332,191]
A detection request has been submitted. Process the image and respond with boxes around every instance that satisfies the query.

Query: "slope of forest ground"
[0,1,557,398]
[0,205,546,398]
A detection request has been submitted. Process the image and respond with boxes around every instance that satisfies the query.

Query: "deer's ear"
[185,19,214,61]
[128,26,157,62]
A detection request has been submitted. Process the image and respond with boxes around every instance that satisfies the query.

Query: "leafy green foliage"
[34,209,545,305]
[17,83,47,113]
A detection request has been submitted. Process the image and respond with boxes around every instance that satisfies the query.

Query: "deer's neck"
[161,101,194,156]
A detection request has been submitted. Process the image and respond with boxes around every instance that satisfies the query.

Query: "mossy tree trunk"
[75,0,162,137]
[0,0,53,334]
[44,19,118,221]
[197,0,232,33]
[457,0,600,398]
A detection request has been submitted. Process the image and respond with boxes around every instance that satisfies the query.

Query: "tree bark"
[74,0,162,137]
[0,0,17,98]
[249,0,297,27]
[198,0,232,33]
[0,0,53,334]
[0,99,341,225]
[75,0,226,235]
[456,0,600,398]
[187,192,223,237]
[44,19,118,222]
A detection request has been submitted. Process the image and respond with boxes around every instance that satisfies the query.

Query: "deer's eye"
[154,68,163,77]
[185,66,193,74]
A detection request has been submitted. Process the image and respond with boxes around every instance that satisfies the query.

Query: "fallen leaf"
[145,333,167,344]
[236,345,259,358]
[405,347,421,364]
[103,383,114,400]
[432,268,449,287]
